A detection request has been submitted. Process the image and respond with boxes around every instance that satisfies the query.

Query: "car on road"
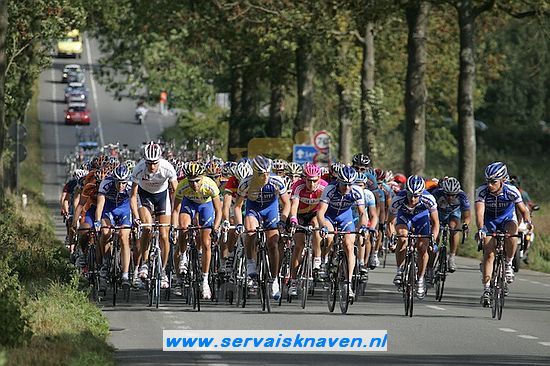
[62,64,82,82]
[67,70,85,84]
[65,102,91,125]
[64,82,88,103]
[57,30,83,58]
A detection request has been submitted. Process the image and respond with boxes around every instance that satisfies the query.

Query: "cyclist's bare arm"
[430,209,440,240]
[95,194,106,223]
[222,192,233,222]
[233,195,245,226]
[367,204,379,230]
[279,191,291,222]
[316,202,328,229]
[475,201,485,230]
[212,195,223,230]
[130,183,140,219]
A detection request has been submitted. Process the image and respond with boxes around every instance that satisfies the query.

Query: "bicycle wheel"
[155,254,162,309]
[496,257,505,320]
[209,246,220,303]
[490,257,500,319]
[259,249,271,313]
[235,253,246,308]
[88,244,100,302]
[192,249,201,311]
[404,255,415,317]
[111,245,120,307]
[301,247,311,309]
[278,252,290,306]
[326,252,337,313]
[338,255,350,314]
[165,243,174,301]
[147,256,155,307]
[435,246,447,302]
[382,236,389,269]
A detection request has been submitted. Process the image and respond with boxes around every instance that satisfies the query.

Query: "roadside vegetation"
[0,90,114,366]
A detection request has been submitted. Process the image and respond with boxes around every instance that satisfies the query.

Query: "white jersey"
[131,159,177,194]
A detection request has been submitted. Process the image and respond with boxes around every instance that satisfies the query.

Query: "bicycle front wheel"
[301,247,312,309]
[404,255,416,317]
[338,255,350,314]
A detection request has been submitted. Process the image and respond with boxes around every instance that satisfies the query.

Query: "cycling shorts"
[439,208,461,225]
[83,205,96,226]
[180,198,215,227]
[102,201,132,227]
[138,187,171,216]
[396,209,431,236]
[326,209,355,232]
[245,199,279,230]
[485,210,517,233]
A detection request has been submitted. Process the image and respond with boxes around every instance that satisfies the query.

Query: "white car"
[62,64,82,82]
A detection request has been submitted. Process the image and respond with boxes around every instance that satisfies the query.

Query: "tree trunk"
[294,37,315,137]
[0,0,7,204]
[228,64,242,156]
[337,82,353,163]
[404,1,430,176]
[241,68,258,120]
[457,1,477,201]
[360,21,377,162]
[268,78,284,138]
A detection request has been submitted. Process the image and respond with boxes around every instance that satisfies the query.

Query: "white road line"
[538,342,550,347]
[375,289,392,293]
[85,37,105,145]
[518,278,527,282]
[530,281,541,285]
[202,355,222,360]
[544,284,550,287]
[50,69,62,195]
[517,335,539,340]
[499,328,517,333]
[426,305,446,311]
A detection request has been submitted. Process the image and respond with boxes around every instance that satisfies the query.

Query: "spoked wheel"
[404,257,416,317]
[259,251,271,313]
[300,248,312,310]
[338,256,350,314]
[494,259,505,320]
[154,256,162,309]
[111,248,120,306]
[435,247,447,302]
[278,255,290,306]
[209,247,220,303]
[192,252,201,311]
[326,253,337,313]
[235,255,247,308]
[382,237,389,268]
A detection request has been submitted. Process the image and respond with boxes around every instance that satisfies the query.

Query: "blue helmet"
[406,175,425,195]
[356,172,369,184]
[252,155,272,173]
[113,164,131,181]
[485,162,508,181]
[337,166,358,184]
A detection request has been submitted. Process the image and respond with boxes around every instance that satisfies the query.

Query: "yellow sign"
[248,138,293,159]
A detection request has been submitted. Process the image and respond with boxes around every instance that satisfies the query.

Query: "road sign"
[293,144,317,164]
[16,144,27,162]
[313,151,330,166]
[313,130,331,151]
[9,123,27,141]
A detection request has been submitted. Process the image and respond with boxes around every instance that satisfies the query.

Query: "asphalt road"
[39,38,550,366]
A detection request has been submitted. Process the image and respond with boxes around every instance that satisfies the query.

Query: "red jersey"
[291,178,328,214]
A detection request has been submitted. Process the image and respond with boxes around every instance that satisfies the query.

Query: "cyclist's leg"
[412,211,431,279]
[338,215,356,282]
[112,205,132,277]
[310,216,322,269]
[504,220,518,264]
[157,190,172,269]
[198,202,214,275]
[482,220,498,286]
[291,232,306,279]
[244,211,260,277]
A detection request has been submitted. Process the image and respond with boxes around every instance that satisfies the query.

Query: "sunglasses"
[145,161,159,166]
[407,192,421,198]
[189,178,201,183]
[339,182,353,187]
[355,167,368,172]
[306,179,319,183]
[445,193,457,197]
[487,179,499,185]
[115,180,128,184]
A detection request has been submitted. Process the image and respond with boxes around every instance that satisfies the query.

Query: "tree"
[404,1,431,176]
[0,0,7,203]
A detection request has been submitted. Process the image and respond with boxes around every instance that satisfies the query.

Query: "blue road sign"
[293,144,317,164]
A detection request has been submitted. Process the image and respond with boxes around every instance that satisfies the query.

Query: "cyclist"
[286,162,303,185]
[130,142,178,289]
[476,162,532,306]
[431,177,471,273]
[353,172,379,274]
[60,168,88,252]
[233,155,290,300]
[272,159,288,178]
[352,153,371,172]
[173,162,222,300]
[94,164,133,290]
[317,166,371,299]
[288,163,328,295]
[387,175,439,299]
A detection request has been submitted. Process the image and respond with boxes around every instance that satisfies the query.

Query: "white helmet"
[73,169,88,180]
[440,177,461,195]
[234,161,252,181]
[143,142,162,162]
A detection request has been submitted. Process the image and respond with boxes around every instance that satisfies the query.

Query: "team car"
[64,82,88,103]
[65,102,91,125]
[57,30,83,58]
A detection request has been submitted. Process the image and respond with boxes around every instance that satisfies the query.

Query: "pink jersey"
[291,178,328,214]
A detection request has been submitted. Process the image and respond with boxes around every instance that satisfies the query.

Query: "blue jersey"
[320,183,365,217]
[389,190,437,217]
[98,176,133,206]
[432,188,470,215]
[238,174,286,208]
[475,183,522,221]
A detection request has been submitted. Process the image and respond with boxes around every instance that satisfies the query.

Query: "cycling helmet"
[96,155,107,168]
[330,162,345,177]
[303,163,321,178]
[394,173,407,185]
[272,159,288,172]
[234,161,252,181]
[175,161,186,180]
[320,166,329,176]
[356,172,369,184]
[125,159,136,171]
[222,161,237,177]
[205,160,222,177]
[108,156,119,166]
[73,169,88,180]
[143,142,162,162]
[352,153,371,167]
[374,168,386,183]
[365,172,377,189]
[385,170,394,183]
[406,175,425,195]
[286,162,303,176]
[337,166,358,184]
[282,175,293,193]
[252,155,272,173]
[113,164,131,181]
[485,161,508,181]
[186,162,205,178]
[440,177,461,194]
[94,168,108,182]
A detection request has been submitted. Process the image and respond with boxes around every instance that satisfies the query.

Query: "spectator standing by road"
[160,90,168,115]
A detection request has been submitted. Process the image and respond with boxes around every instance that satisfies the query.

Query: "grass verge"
[0,86,114,365]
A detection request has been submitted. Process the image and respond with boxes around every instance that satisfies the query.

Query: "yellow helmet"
[186,162,205,178]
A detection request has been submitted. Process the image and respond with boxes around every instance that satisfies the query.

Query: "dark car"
[64,82,88,103]
[67,70,85,84]
[62,64,82,82]
[65,102,91,125]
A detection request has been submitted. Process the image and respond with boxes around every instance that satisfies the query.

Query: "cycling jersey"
[98,176,132,205]
[352,188,376,225]
[390,190,437,236]
[320,183,365,217]
[224,176,239,197]
[475,182,522,223]
[432,188,470,222]
[237,174,286,208]
[63,178,79,216]
[81,181,99,212]
[290,178,328,215]
[175,176,220,204]
[131,159,177,194]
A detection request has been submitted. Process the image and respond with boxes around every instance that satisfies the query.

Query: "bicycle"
[232,232,248,308]
[278,232,294,306]
[432,224,465,302]
[324,230,362,314]
[246,226,275,313]
[77,227,101,302]
[395,233,433,317]
[478,231,523,320]
[352,232,375,302]
[178,225,210,311]
[209,232,223,303]
[102,225,131,306]
[295,225,321,309]
[141,222,170,309]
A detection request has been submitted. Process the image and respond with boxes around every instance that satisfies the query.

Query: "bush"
[0,259,31,347]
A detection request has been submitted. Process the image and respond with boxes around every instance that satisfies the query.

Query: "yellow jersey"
[175,176,220,204]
